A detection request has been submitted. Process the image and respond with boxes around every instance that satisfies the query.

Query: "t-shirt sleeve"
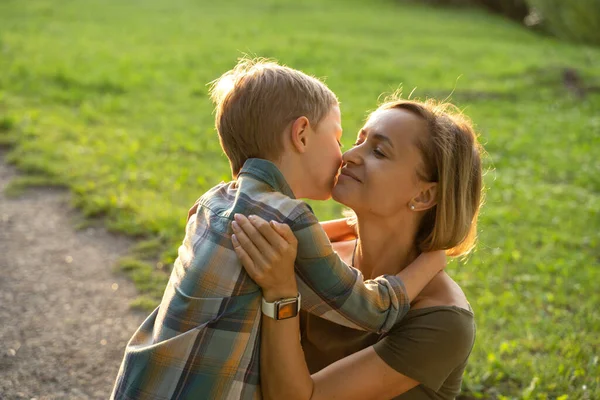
[289,209,410,334]
[372,308,475,391]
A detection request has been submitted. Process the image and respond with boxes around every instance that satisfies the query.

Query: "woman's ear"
[410,182,437,211]
[290,116,310,153]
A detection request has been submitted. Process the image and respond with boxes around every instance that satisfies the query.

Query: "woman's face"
[332,108,429,217]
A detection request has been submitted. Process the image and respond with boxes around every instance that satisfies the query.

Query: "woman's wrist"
[262,286,298,302]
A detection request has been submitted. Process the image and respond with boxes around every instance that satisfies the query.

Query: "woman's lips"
[340,169,361,183]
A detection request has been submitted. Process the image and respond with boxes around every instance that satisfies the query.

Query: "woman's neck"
[353,213,420,279]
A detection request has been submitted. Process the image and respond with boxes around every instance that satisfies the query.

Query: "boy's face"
[303,105,343,200]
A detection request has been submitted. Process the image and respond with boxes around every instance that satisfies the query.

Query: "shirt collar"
[238,158,296,199]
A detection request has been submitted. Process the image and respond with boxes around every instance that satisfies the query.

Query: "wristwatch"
[261,293,301,320]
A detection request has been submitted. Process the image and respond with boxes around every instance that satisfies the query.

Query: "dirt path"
[0,154,147,400]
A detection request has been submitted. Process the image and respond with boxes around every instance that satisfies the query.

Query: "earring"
[410,204,415,210]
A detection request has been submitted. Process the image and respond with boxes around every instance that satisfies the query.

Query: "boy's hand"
[419,250,447,272]
[396,250,446,303]
[231,214,298,302]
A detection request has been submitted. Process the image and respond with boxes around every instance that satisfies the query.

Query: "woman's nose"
[342,145,363,166]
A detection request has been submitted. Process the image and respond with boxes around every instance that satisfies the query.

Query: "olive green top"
[300,306,475,399]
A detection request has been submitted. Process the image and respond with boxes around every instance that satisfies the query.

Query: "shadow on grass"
[424,64,600,105]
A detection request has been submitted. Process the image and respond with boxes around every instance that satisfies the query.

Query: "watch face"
[276,299,299,320]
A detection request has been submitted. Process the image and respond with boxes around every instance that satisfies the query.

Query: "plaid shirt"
[111,159,410,400]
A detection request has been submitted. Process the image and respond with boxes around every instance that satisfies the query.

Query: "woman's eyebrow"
[372,133,394,148]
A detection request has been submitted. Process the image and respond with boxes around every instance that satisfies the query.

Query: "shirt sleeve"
[372,308,475,391]
[290,211,410,334]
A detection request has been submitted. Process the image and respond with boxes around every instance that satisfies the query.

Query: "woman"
[231,98,484,399]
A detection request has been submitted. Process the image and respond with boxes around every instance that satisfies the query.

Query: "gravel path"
[0,154,147,400]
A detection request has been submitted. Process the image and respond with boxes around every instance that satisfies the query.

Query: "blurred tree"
[475,0,530,21]
[399,0,600,46]
[401,0,529,22]
[527,0,600,46]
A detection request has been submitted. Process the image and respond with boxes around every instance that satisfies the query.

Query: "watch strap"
[261,293,301,320]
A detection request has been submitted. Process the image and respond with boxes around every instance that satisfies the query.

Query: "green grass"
[1,0,599,398]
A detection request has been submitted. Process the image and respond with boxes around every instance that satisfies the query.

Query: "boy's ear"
[290,116,310,153]
[410,182,437,211]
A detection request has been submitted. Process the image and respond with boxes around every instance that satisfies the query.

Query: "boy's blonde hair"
[209,58,339,177]
[378,99,484,257]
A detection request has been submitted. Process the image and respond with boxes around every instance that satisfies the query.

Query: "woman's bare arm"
[259,313,419,400]
[314,347,419,400]
[259,316,313,400]
[231,215,421,400]
[319,217,357,242]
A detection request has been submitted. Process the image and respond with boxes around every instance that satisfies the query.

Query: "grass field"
[1,0,599,398]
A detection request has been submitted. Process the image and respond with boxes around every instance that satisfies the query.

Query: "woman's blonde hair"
[378,99,484,257]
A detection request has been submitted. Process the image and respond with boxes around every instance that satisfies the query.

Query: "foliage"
[400,0,600,46]
[398,0,529,21]
[527,0,600,46]
[1,0,599,398]
[476,0,530,21]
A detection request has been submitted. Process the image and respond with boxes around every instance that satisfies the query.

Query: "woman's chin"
[331,183,351,206]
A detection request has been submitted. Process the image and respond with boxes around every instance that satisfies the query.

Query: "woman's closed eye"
[353,139,386,158]
[373,147,386,158]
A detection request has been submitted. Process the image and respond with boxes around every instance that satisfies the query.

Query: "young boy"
[111,59,444,400]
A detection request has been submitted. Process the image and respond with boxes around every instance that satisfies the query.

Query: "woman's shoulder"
[394,272,475,344]
[411,271,471,313]
[376,274,476,363]
[400,305,475,345]
[373,275,476,394]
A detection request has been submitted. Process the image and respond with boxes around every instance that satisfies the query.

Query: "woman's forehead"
[363,108,427,142]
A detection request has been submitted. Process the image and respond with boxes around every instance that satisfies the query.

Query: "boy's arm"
[294,222,443,333]
[233,214,444,334]
[397,251,446,302]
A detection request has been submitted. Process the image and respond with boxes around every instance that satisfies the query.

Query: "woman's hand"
[231,214,298,302]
